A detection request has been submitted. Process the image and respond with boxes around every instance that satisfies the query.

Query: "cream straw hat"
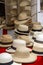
[11,46,37,63]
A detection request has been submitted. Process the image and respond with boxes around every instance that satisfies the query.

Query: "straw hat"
[32,42,43,56]
[20,1,30,7]
[17,35,34,47]
[14,12,31,25]
[0,53,21,65]
[25,6,31,11]
[32,24,42,31]
[11,46,37,63]
[0,35,13,47]
[6,39,30,54]
[15,25,29,35]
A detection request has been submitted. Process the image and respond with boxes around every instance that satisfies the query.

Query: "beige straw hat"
[0,35,13,47]
[11,46,37,63]
[14,12,31,25]
[15,25,29,35]
[0,53,21,65]
[17,35,34,47]
[6,39,31,54]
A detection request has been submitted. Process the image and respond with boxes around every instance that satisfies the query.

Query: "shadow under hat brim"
[14,29,29,35]
[11,53,37,63]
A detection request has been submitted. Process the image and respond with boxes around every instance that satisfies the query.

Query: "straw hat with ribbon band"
[20,0,30,7]
[15,25,29,35]
[32,24,42,31]
[11,46,37,63]
[14,12,31,25]
[0,53,21,65]
[17,35,34,48]
[6,39,32,54]
[0,35,13,47]
[32,42,43,56]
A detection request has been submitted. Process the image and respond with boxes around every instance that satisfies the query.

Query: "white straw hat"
[0,35,13,47]
[15,25,29,35]
[20,1,30,7]
[11,46,37,63]
[0,53,21,65]
[17,35,34,47]
[6,39,27,54]
[14,12,31,25]
[32,42,43,56]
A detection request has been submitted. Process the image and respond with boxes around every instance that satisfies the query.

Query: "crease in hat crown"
[0,53,13,63]
[18,25,28,32]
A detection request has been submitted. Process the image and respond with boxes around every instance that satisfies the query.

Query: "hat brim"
[11,62,21,65]
[0,44,12,47]
[15,29,29,35]
[14,18,30,25]
[11,53,37,63]
[6,47,16,53]
[26,42,33,47]
[0,25,5,29]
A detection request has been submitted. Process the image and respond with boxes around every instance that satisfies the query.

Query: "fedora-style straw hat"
[0,35,13,47]
[15,24,29,35]
[32,42,43,56]
[6,39,31,54]
[0,53,21,65]
[14,12,31,25]
[11,46,37,63]
[17,35,34,48]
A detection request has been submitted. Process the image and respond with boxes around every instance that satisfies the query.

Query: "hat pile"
[0,35,13,47]
[32,33,43,56]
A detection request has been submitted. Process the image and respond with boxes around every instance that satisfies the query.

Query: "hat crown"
[14,47,30,58]
[0,53,12,63]
[18,25,28,31]
[12,39,26,47]
[18,12,28,20]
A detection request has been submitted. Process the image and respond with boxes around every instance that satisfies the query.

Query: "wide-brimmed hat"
[11,46,37,63]
[17,35,34,47]
[15,25,29,35]
[32,42,43,56]
[20,1,30,7]
[0,35,13,47]
[14,12,31,25]
[0,53,21,65]
[6,39,28,54]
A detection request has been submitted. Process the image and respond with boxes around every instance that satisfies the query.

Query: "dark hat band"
[32,29,42,31]
[0,61,13,65]
[11,46,16,50]
[15,31,28,35]
[32,50,43,54]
